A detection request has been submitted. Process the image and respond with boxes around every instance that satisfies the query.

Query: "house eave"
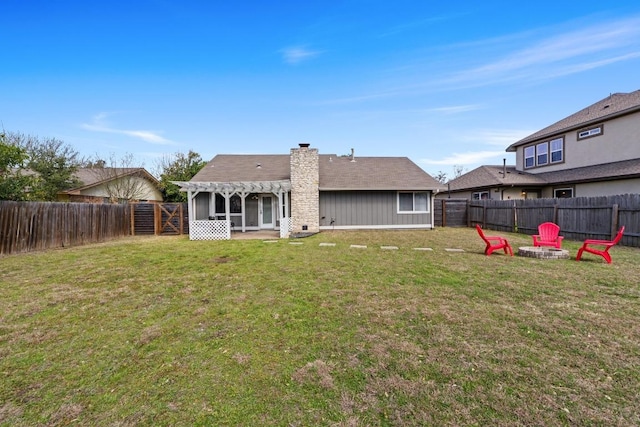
[506,104,640,152]
[319,187,440,192]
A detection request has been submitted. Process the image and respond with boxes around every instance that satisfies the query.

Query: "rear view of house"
[175,144,444,240]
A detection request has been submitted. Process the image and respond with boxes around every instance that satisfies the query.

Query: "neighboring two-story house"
[441,90,640,199]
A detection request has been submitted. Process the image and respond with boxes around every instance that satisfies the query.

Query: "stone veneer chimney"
[290,143,320,234]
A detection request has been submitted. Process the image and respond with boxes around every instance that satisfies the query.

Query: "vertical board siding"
[319,191,430,227]
[0,201,130,255]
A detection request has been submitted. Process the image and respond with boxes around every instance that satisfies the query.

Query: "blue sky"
[2,1,639,178]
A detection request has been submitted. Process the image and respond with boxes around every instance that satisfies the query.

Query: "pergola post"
[237,190,250,232]
[187,190,194,222]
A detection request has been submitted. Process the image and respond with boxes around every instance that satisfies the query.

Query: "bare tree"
[434,170,447,184]
[452,164,467,179]
[88,153,151,203]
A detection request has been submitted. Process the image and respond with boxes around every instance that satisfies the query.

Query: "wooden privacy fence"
[435,199,469,227]
[0,201,131,255]
[467,194,640,248]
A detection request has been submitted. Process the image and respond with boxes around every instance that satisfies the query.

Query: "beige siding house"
[58,168,163,203]
[175,144,444,240]
[441,90,640,200]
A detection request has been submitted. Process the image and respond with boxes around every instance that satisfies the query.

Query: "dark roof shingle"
[190,153,444,191]
[447,165,546,191]
[507,90,640,151]
[447,159,640,192]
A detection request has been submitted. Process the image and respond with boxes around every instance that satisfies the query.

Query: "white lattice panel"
[280,217,292,238]
[189,220,231,240]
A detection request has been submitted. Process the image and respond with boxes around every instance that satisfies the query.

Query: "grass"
[1,228,639,426]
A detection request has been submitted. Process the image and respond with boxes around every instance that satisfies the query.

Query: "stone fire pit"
[518,246,570,260]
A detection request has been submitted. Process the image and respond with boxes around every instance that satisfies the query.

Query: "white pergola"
[173,180,292,239]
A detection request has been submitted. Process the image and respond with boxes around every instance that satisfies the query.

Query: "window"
[523,137,564,169]
[577,125,603,140]
[230,195,242,213]
[398,192,429,213]
[554,188,573,198]
[472,191,489,200]
[215,194,243,214]
[524,146,535,169]
[550,138,563,163]
[536,142,548,166]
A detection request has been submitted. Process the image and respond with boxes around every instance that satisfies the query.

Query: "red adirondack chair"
[576,226,625,264]
[476,224,513,256]
[532,222,564,249]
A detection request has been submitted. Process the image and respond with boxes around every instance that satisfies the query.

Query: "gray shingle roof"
[60,168,159,193]
[74,168,147,187]
[319,155,443,190]
[447,165,546,191]
[447,159,640,192]
[507,90,640,151]
[536,158,640,184]
[190,153,444,191]
[191,155,291,182]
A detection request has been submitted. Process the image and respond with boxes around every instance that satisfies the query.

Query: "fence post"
[154,203,160,235]
[130,204,135,236]
[179,203,184,235]
[553,204,558,225]
[611,204,619,240]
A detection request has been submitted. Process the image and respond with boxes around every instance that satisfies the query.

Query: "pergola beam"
[172,180,292,194]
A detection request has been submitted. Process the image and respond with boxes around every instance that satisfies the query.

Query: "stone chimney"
[290,143,319,234]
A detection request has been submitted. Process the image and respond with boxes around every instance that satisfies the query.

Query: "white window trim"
[578,125,603,140]
[524,146,535,169]
[397,191,430,214]
[550,137,563,163]
[554,187,573,198]
[472,191,489,200]
[524,137,564,169]
[536,142,549,166]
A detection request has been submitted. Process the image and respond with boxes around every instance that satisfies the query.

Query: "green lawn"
[1,228,639,426]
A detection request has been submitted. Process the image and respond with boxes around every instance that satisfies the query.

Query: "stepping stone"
[263,240,279,243]
[445,248,465,252]
[413,247,433,251]
[319,242,336,247]
[350,245,367,249]
[289,242,303,245]
[381,246,398,250]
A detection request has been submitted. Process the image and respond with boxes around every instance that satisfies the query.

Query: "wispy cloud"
[443,15,640,87]
[425,104,482,114]
[460,129,534,146]
[421,150,507,166]
[280,46,321,64]
[81,112,173,145]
